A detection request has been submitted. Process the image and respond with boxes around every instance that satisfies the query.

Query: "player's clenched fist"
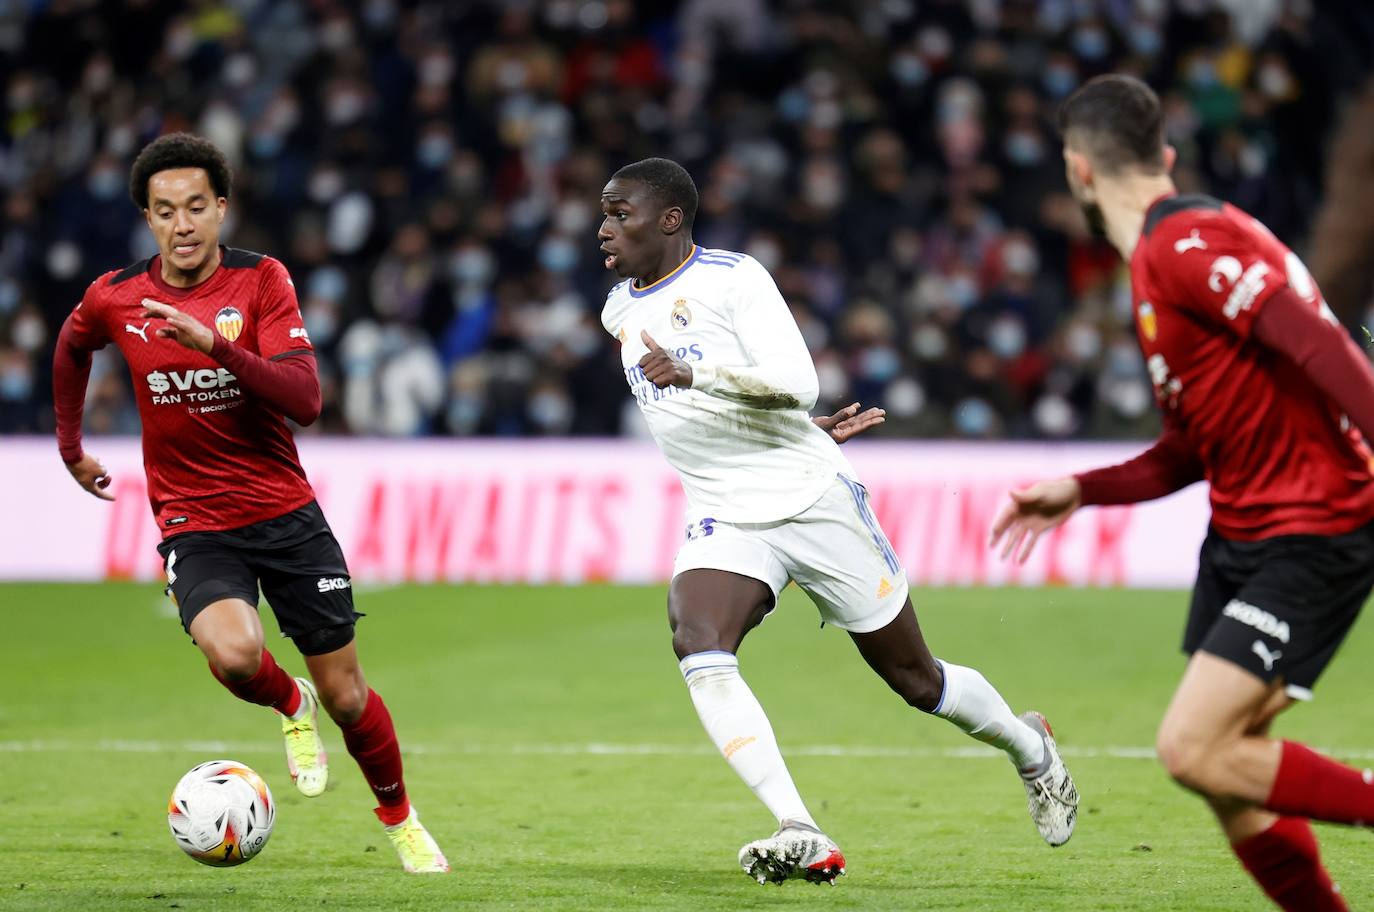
[142,299,215,354]
[639,330,693,389]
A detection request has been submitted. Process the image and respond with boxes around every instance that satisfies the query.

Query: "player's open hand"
[65,453,115,502]
[142,299,215,354]
[639,331,692,389]
[988,477,1082,564]
[813,402,886,443]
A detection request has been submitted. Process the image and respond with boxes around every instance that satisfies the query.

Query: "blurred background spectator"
[3,0,1372,440]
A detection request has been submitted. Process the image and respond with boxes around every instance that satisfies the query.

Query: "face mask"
[448,395,483,432]
[538,237,578,274]
[250,131,285,159]
[1032,394,1075,436]
[12,312,46,352]
[890,53,929,89]
[308,169,345,204]
[1003,241,1039,276]
[1258,64,1292,99]
[947,274,979,310]
[451,247,495,286]
[420,52,455,87]
[953,397,995,436]
[304,304,339,348]
[858,346,901,382]
[1066,322,1102,361]
[88,168,123,201]
[912,324,948,360]
[1004,130,1044,166]
[0,362,33,401]
[1042,65,1078,99]
[803,169,844,210]
[1129,24,1162,57]
[885,376,925,418]
[987,315,1027,359]
[528,389,572,431]
[747,238,782,273]
[1187,59,1217,89]
[0,279,19,316]
[1071,27,1109,61]
[816,359,848,399]
[417,134,454,169]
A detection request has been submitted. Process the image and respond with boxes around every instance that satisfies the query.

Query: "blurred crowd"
[3,0,1373,440]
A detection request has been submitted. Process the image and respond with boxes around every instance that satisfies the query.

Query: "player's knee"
[205,638,263,682]
[318,676,369,725]
[1155,725,1211,793]
[671,623,729,661]
[896,662,944,712]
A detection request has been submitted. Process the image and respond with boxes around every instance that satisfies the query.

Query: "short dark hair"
[613,157,699,229]
[129,132,233,209]
[1057,74,1165,174]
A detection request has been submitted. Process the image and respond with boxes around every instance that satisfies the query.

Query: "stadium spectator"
[3,0,1372,439]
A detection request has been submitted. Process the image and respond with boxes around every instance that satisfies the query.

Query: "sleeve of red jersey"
[254,257,314,359]
[52,280,113,463]
[1151,216,1288,339]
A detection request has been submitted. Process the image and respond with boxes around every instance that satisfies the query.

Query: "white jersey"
[602,245,854,523]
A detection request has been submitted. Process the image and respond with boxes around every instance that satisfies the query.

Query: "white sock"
[680,651,817,829]
[931,660,1046,772]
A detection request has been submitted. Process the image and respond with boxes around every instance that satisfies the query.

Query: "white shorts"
[672,474,909,633]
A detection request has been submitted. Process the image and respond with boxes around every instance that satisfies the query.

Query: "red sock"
[1266,740,1374,826]
[210,648,302,717]
[341,689,410,826]
[1233,817,1348,911]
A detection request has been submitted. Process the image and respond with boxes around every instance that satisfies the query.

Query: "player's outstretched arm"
[813,402,886,443]
[52,315,114,501]
[989,477,1081,564]
[142,300,322,425]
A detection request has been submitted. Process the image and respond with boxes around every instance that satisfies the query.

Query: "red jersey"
[1130,194,1374,540]
[66,247,317,536]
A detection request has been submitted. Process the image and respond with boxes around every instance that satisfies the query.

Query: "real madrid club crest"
[215,306,245,342]
[1138,301,1157,342]
[670,298,692,330]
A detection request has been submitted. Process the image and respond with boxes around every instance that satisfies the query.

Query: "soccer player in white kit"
[597,158,1080,885]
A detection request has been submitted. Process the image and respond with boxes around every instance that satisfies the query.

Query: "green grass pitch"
[2,582,1371,910]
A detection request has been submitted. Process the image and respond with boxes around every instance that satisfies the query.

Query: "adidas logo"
[876,577,894,598]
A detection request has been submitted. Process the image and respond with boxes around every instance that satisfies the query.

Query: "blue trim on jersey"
[700,249,743,261]
[628,246,700,298]
[684,649,737,659]
[682,663,738,679]
[697,257,742,268]
[933,659,949,714]
[838,474,902,575]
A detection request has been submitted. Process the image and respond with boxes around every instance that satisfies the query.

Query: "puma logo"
[125,321,151,343]
[1173,229,1208,254]
[1252,640,1282,673]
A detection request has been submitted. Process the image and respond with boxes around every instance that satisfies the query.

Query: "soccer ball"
[167,760,275,866]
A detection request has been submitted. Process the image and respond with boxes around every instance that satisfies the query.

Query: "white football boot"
[1018,711,1078,847]
[738,820,846,885]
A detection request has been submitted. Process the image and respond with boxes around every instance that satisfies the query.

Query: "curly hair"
[612,158,699,229]
[128,133,233,209]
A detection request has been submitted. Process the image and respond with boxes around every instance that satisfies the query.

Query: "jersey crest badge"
[215,306,245,342]
[670,299,692,330]
[1138,302,1157,342]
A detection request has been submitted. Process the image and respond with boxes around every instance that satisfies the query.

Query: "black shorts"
[1184,519,1374,697]
[156,501,362,656]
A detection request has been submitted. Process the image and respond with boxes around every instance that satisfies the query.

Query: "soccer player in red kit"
[52,133,448,873]
[990,75,1374,910]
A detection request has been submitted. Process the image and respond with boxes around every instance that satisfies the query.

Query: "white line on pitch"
[4,739,1374,761]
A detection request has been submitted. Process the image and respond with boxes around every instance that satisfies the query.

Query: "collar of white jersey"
[628,245,700,298]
